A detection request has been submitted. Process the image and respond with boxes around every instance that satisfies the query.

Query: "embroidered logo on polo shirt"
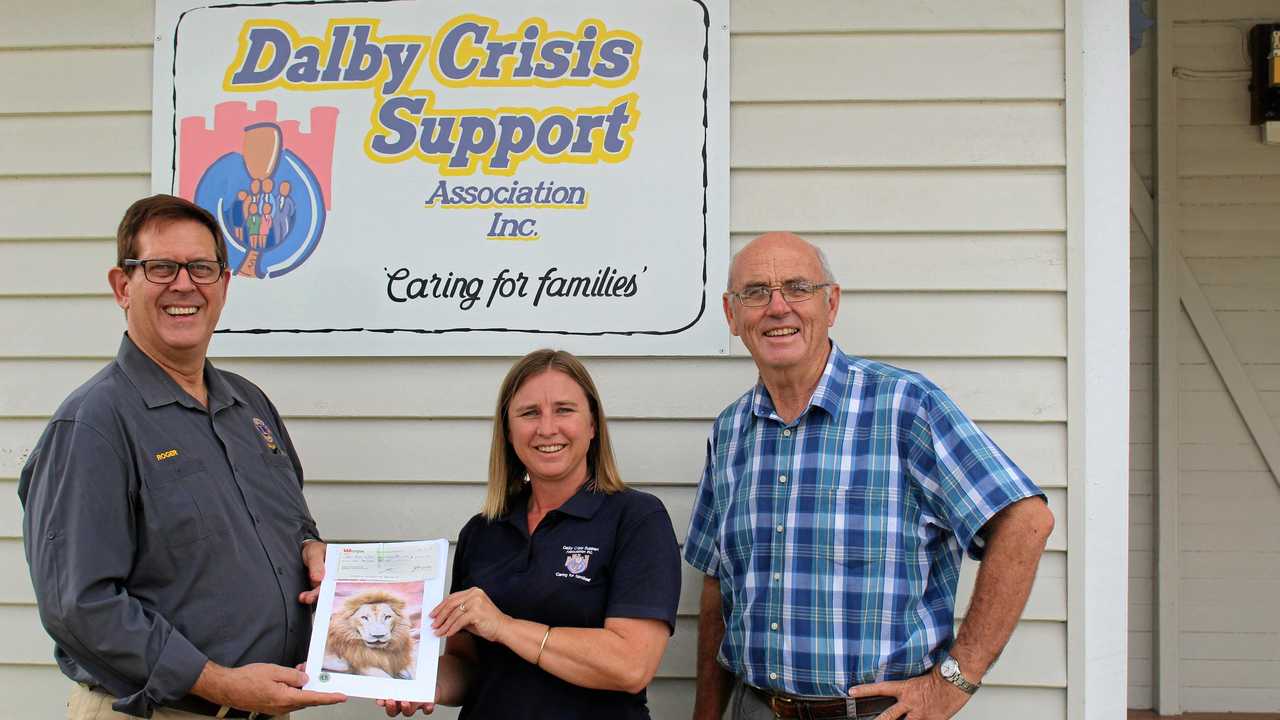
[556,545,599,582]
[566,553,589,574]
[252,417,279,451]
[154,449,179,461]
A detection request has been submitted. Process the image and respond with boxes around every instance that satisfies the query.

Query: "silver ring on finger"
[459,603,467,613]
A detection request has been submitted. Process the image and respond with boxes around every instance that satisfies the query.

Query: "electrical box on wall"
[1249,24,1280,142]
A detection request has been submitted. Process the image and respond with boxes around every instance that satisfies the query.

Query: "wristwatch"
[938,656,980,695]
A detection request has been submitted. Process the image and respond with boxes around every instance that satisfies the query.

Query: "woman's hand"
[430,587,509,642]
[376,699,434,716]
[374,642,472,715]
[298,540,326,604]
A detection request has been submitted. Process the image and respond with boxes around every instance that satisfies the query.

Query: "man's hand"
[848,669,972,720]
[377,699,436,716]
[192,661,346,715]
[692,575,733,720]
[299,540,325,604]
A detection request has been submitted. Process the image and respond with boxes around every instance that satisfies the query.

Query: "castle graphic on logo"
[180,101,338,279]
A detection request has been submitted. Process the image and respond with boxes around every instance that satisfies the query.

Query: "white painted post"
[1065,0,1130,718]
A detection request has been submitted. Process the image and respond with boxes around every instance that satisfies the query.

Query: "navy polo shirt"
[450,484,681,720]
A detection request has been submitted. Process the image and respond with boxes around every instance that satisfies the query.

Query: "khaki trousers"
[67,684,291,720]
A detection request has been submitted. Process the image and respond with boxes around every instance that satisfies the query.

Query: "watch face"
[941,658,958,677]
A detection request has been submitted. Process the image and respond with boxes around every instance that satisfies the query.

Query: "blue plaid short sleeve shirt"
[683,343,1045,697]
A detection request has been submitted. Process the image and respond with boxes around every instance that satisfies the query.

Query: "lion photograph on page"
[323,581,423,680]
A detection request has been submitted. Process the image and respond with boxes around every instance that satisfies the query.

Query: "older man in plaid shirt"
[685,233,1055,720]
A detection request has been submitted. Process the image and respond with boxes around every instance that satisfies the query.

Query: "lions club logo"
[253,417,278,452]
[180,101,337,279]
[565,552,590,575]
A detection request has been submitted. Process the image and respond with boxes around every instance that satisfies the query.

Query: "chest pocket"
[548,552,610,628]
[257,450,310,522]
[143,459,222,547]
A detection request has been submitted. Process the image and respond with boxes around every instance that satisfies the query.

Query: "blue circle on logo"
[193,149,326,279]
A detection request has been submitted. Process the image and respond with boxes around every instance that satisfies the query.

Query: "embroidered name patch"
[154,449,179,461]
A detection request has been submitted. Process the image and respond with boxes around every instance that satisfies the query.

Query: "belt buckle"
[769,693,795,718]
[845,697,858,718]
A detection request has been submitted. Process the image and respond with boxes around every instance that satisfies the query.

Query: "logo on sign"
[182,101,337,279]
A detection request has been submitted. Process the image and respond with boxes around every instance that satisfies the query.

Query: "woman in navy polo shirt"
[381,349,681,719]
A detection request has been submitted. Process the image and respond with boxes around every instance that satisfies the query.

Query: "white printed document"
[303,540,449,701]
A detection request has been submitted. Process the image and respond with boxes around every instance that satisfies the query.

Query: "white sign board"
[153,0,729,356]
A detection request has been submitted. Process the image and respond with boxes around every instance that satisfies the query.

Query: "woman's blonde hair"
[483,349,625,519]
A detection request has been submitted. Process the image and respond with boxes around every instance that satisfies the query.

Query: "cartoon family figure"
[227,122,297,278]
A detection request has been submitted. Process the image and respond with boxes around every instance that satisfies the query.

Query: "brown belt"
[749,685,896,719]
[168,694,272,719]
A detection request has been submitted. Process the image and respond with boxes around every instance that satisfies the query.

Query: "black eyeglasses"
[728,280,832,307]
[123,259,226,285]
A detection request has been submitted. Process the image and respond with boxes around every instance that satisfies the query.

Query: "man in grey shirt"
[19,195,346,719]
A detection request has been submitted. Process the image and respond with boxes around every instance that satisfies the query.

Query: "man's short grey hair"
[726,236,838,290]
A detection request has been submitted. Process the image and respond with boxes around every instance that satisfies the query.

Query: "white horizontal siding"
[732,1,1065,33]
[1146,6,1280,712]
[0,172,1068,237]
[731,103,1066,168]
[3,416,1066,490]
[0,595,1070,682]
[1,234,1068,296]
[731,169,1066,233]
[731,33,1064,101]
[0,535,1069,625]
[0,114,151,175]
[1180,127,1280,177]
[0,461,1071,549]
[0,48,153,113]
[0,1,1069,718]
[0,35,1065,113]
[0,104,1068,176]
[0,356,1070,423]
[743,234,1067,291]
[0,0,154,47]
[0,240,115,297]
[0,293,1069,358]
[0,176,149,238]
[0,0,1068,49]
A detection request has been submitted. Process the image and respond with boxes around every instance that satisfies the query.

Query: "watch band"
[940,657,981,694]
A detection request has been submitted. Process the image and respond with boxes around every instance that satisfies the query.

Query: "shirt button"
[779,474,787,484]
[769,672,778,681]
[771,622,779,631]
[782,429,792,437]
[774,573,781,581]
[776,524,784,533]
[276,566,284,575]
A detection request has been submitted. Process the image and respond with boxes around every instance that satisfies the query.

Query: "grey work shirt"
[18,334,320,718]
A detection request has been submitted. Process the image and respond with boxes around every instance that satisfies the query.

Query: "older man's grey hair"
[726,235,838,290]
